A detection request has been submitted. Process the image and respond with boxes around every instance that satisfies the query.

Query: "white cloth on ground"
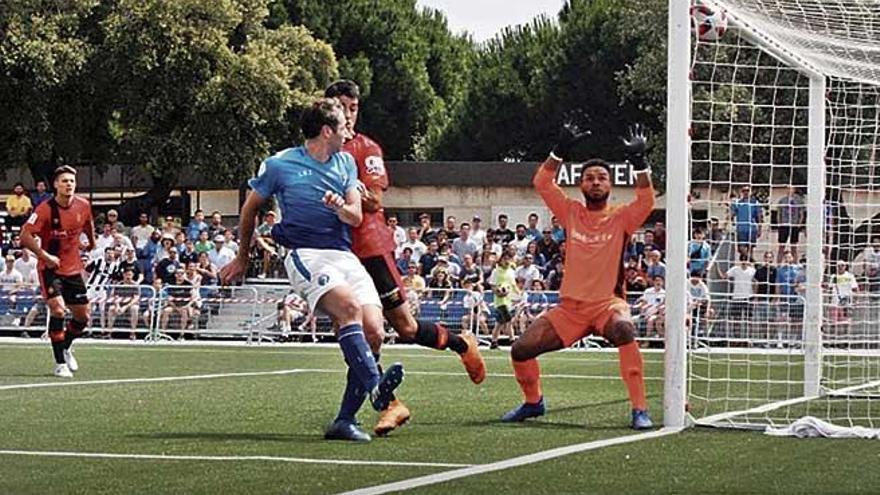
[764,416,880,439]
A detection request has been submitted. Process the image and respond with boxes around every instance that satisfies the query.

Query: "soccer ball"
[692,4,728,41]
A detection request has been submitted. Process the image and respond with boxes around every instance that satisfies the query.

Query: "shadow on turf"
[129,432,325,443]
[415,396,654,431]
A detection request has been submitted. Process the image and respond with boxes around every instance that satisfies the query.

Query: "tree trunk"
[116,176,175,226]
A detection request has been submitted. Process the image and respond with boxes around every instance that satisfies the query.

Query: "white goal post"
[665,0,880,431]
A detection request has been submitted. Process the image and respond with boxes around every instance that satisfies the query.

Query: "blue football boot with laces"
[501,397,546,422]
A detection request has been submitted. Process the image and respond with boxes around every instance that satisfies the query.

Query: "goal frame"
[664,0,827,428]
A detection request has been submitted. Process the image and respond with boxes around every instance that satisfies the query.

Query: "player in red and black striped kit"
[325,80,486,436]
[20,166,96,378]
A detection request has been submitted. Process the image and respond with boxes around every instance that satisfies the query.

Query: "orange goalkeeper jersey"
[533,164,654,303]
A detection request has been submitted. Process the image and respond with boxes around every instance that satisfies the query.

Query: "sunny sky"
[416,0,567,42]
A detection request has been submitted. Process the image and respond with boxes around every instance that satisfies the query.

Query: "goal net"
[677,0,880,430]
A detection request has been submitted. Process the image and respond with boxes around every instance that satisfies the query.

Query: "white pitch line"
[0,339,667,363]
[0,368,663,392]
[0,369,308,391]
[339,427,683,495]
[0,450,472,469]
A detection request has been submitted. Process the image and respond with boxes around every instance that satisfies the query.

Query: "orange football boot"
[374,399,411,437]
[459,333,487,384]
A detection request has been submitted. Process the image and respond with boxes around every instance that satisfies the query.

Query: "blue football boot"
[501,397,546,422]
[631,409,654,430]
[324,419,371,442]
[370,362,404,412]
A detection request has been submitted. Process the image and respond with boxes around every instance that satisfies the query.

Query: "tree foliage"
[0,0,337,214]
[282,0,474,159]
[427,0,669,190]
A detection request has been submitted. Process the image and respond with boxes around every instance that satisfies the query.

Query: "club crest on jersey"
[365,156,385,176]
[317,274,330,286]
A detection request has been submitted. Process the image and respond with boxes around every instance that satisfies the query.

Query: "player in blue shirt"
[730,185,763,258]
[220,98,404,442]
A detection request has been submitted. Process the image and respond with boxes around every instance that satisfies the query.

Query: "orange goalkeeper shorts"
[545,296,631,347]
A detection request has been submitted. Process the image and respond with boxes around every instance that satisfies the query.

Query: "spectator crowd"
[0,180,875,346]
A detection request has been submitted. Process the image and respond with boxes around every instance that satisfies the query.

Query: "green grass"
[0,342,877,494]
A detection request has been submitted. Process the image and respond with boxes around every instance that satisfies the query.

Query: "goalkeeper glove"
[551,123,591,160]
[621,123,650,171]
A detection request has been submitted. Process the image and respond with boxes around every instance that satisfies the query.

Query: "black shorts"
[39,270,88,306]
[360,253,406,311]
[495,305,513,324]
[777,225,801,244]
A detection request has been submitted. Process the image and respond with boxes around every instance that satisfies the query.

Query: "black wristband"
[628,154,649,171]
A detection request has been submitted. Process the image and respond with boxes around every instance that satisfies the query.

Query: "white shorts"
[284,248,381,313]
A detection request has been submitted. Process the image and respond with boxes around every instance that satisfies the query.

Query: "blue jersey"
[731,198,762,226]
[248,146,359,251]
[775,264,801,296]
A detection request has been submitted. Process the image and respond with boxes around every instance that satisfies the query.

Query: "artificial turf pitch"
[0,341,877,494]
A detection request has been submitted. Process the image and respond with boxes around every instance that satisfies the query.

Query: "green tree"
[101,0,337,217]
[429,0,664,183]
[282,0,474,159]
[0,0,111,182]
[1,0,337,216]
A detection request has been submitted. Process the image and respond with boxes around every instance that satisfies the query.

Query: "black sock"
[64,318,88,349]
[415,320,468,354]
[446,331,468,354]
[48,316,66,364]
[51,341,66,364]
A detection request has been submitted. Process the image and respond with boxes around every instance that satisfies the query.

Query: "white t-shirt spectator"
[470,228,487,247]
[13,255,37,284]
[727,265,756,301]
[640,286,666,308]
[688,280,711,304]
[0,267,24,291]
[484,241,503,258]
[95,232,116,254]
[392,225,407,248]
[452,237,479,262]
[515,265,542,288]
[208,246,236,270]
[832,271,858,304]
[463,290,484,312]
[131,224,155,250]
[397,239,427,264]
[511,238,530,259]
[225,238,239,255]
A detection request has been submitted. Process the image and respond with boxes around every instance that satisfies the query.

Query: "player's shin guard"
[64,318,88,349]
[512,358,543,404]
[48,316,66,364]
[618,342,648,411]
[414,320,468,354]
[337,324,380,393]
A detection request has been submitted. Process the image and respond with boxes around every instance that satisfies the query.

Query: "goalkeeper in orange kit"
[501,124,655,429]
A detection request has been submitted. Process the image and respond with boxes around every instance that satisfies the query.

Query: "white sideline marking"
[0,338,667,362]
[339,427,683,495]
[0,450,472,469]
[0,369,308,391]
[0,369,662,392]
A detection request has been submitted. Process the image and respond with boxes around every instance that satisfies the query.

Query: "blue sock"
[335,367,366,423]
[337,324,380,409]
